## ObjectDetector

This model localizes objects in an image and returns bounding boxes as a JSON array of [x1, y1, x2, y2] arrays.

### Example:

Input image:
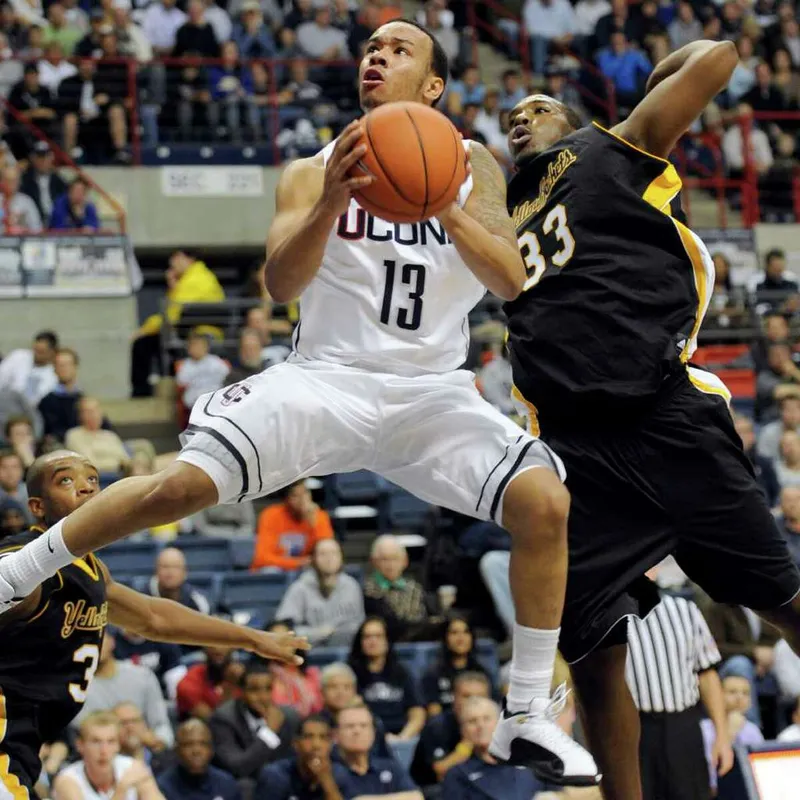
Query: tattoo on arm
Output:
[[464, 143, 518, 246]]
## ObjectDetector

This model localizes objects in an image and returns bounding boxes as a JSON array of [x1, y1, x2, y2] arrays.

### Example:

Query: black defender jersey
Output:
[[504, 122, 715, 425], [0, 528, 107, 742]]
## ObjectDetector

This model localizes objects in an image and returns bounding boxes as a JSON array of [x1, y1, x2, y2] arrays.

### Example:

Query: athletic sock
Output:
[[506, 622, 560, 714], [0, 519, 76, 598]]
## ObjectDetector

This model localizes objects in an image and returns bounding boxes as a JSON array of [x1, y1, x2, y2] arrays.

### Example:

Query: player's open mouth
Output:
[[362, 68, 384, 89], [511, 125, 531, 147]]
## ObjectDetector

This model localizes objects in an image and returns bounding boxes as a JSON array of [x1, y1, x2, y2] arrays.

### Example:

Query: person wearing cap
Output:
[[232, 0, 276, 59], [7, 64, 57, 159], [20, 138, 68, 223]]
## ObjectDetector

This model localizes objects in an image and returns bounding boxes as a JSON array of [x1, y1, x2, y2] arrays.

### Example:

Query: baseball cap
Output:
[[32, 141, 51, 156]]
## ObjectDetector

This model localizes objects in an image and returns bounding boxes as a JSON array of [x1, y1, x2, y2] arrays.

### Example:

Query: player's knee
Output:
[[141, 463, 217, 517], [502, 468, 570, 544]]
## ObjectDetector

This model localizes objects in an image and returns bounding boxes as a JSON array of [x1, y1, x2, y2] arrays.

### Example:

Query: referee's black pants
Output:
[[639, 705, 711, 800]]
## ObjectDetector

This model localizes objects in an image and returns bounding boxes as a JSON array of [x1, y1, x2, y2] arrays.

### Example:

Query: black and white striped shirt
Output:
[[626, 594, 721, 714]]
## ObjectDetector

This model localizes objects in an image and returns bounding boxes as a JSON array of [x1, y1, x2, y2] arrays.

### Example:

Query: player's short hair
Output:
[[453, 670, 492, 694], [34, 330, 58, 349], [335, 700, 373, 726], [386, 18, 449, 106], [766, 248, 786, 265], [79, 711, 120, 738], [242, 659, 271, 686], [55, 346, 79, 365], [297, 714, 332, 738]]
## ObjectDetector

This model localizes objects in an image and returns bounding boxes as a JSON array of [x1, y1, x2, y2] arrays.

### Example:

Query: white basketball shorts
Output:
[[177, 359, 565, 524]]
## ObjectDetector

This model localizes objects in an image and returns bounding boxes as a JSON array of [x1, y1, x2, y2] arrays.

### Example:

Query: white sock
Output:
[[506, 623, 560, 713], [0, 519, 76, 597]]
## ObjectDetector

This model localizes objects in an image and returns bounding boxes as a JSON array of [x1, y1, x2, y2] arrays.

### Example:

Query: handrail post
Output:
[[127, 57, 141, 166]]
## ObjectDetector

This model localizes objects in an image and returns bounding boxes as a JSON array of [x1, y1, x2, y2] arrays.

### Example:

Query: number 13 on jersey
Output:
[[520, 204, 575, 291]]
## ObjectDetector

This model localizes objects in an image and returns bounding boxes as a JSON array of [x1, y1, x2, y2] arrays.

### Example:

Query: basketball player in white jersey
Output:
[[0, 19, 598, 785], [52, 712, 163, 800]]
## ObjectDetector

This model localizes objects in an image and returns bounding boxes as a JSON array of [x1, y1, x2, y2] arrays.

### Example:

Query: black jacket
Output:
[[20, 167, 67, 223], [209, 699, 299, 780]]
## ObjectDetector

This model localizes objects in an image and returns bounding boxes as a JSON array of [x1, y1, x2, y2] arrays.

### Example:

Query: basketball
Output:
[[348, 102, 469, 224]]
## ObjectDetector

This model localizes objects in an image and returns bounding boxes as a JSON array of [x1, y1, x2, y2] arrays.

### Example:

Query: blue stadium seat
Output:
[[100, 541, 159, 576], [132, 576, 150, 593], [111, 574, 137, 589], [220, 573, 290, 615], [331, 471, 385, 505], [475, 638, 500, 687], [229, 538, 256, 570], [395, 642, 438, 676], [389, 737, 419, 771], [304, 646, 349, 669], [343, 564, 364, 584], [175, 538, 233, 573], [187, 571, 223, 612], [383, 486, 433, 533]]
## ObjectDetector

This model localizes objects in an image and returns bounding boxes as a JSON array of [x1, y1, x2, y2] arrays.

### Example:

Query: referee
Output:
[[626, 589, 734, 800]]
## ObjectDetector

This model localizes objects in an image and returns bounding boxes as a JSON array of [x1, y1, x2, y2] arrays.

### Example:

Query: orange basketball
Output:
[[348, 102, 468, 224]]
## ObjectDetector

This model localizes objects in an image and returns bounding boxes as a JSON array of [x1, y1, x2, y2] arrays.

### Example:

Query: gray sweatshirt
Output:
[[275, 570, 365, 647]]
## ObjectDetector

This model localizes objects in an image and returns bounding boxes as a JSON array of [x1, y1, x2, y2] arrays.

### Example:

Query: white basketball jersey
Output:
[[60, 755, 138, 800], [290, 139, 486, 376]]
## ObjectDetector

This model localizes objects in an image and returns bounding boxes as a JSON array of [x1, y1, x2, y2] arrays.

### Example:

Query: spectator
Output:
[[115, 702, 172, 773], [44, 2, 82, 55], [734, 414, 780, 506], [772, 48, 800, 108], [778, 697, 800, 741], [744, 60, 787, 114], [0, 5, 28, 51], [335, 703, 423, 799], [244, 303, 293, 348], [410, 671, 491, 788], [49, 176, 98, 230], [668, 1, 702, 50], [701, 676, 763, 791], [95, 29, 132, 164], [296, 3, 349, 60], [0, 496, 27, 539], [174, 0, 220, 57], [280, 0, 315, 45], [364, 535, 434, 642], [163, 59, 213, 141], [275, 538, 365, 646], [348, 616, 426, 740], [176, 331, 229, 411], [53, 711, 164, 800], [441, 697, 545, 800], [252, 479, 334, 572], [147, 547, 212, 614], [758, 395, 800, 462], [521, 0, 579, 76], [65, 396, 130, 475], [320, 662, 391, 758], [722, 103, 774, 180], [719, 0, 745, 40], [330, 0, 354, 34], [777, 487, 800, 566], [574, 0, 610, 37], [158, 719, 241, 800], [113, 627, 182, 691], [231, 0, 276, 59], [228, 0, 284, 31], [142, 0, 186, 56], [226, 328, 265, 384], [348, 1, 380, 58], [776, 430, 800, 488], [772, 13, 800, 68], [62, 0, 88, 32], [74, 9, 108, 57], [0, 383, 41, 445], [264, 619, 324, 716], [423, 2, 458, 66], [207, 40, 253, 142], [756, 342, 800, 423], [189, 498, 257, 538], [4, 415, 36, 469], [59, 57, 111, 161], [0, 330, 58, 406], [256, 715, 348, 800], [271, 58, 332, 138], [177, 646, 244, 720], [1, 163, 43, 232], [594, 0, 641, 52], [446, 63, 485, 116], [0, 450, 31, 522], [113, 1, 154, 62], [498, 68, 525, 111], [203, 0, 232, 47], [421, 614, 492, 717], [543, 65, 587, 126], [754, 248, 800, 313], [20, 140, 67, 223], [596, 31, 651, 108], [73, 629, 175, 749], [131, 249, 225, 398], [0, 31, 22, 98], [210, 660, 299, 781], [708, 252, 747, 327], [727, 35, 758, 103], [38, 40, 77, 93], [7, 64, 58, 160], [456, 103, 487, 144], [752, 312, 791, 371]]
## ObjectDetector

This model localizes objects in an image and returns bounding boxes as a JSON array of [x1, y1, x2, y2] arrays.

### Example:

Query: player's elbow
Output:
[[263, 261, 297, 304], [494, 273, 523, 302]]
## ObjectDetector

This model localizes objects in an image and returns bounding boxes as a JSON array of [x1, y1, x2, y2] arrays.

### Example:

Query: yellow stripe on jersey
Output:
[[24, 569, 64, 626], [687, 367, 732, 406], [71, 556, 100, 582], [642, 164, 682, 214], [591, 122, 671, 165], [0, 756, 30, 800], [0, 688, 7, 743], [511, 385, 541, 437], [673, 221, 710, 363]]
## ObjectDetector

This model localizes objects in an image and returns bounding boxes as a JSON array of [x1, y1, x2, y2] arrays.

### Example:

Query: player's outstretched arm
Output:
[[437, 142, 525, 301], [102, 565, 309, 665], [616, 39, 738, 159], [265, 119, 374, 302]]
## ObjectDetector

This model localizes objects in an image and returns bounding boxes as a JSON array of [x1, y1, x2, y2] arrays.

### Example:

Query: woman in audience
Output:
[[348, 616, 426, 741], [264, 619, 324, 717], [421, 614, 493, 718]]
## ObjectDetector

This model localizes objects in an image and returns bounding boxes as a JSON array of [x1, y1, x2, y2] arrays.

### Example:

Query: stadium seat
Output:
[[229, 538, 256, 570], [186, 571, 223, 612], [692, 344, 750, 368], [343, 564, 364, 584], [715, 368, 756, 398], [330, 471, 385, 505], [100, 541, 160, 576], [220, 573, 291, 615], [395, 642, 438, 675], [389, 738, 418, 771], [175, 537, 233, 573], [382, 486, 433, 533], [304, 646, 349, 669], [474, 638, 501, 687]]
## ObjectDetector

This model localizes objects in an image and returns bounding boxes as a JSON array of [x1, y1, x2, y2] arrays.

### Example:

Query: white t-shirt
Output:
[[58, 755, 138, 800]]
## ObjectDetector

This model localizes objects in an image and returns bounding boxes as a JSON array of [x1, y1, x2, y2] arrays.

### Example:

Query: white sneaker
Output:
[[489, 684, 601, 786]]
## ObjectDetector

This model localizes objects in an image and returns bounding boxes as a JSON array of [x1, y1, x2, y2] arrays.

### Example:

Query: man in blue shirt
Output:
[[442, 697, 546, 800], [334, 703, 422, 800], [257, 715, 349, 800], [596, 31, 652, 107], [157, 719, 241, 800]]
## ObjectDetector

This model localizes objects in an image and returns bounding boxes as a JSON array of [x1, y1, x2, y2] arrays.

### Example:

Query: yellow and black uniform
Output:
[[0, 528, 107, 797], [505, 122, 800, 664]]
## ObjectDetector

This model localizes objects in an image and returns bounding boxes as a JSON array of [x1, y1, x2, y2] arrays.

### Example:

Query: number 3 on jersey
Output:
[[68, 643, 99, 703], [520, 204, 575, 291]]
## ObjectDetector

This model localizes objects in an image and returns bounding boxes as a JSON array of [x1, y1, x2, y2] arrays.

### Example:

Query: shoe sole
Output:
[[489, 741, 602, 787]]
